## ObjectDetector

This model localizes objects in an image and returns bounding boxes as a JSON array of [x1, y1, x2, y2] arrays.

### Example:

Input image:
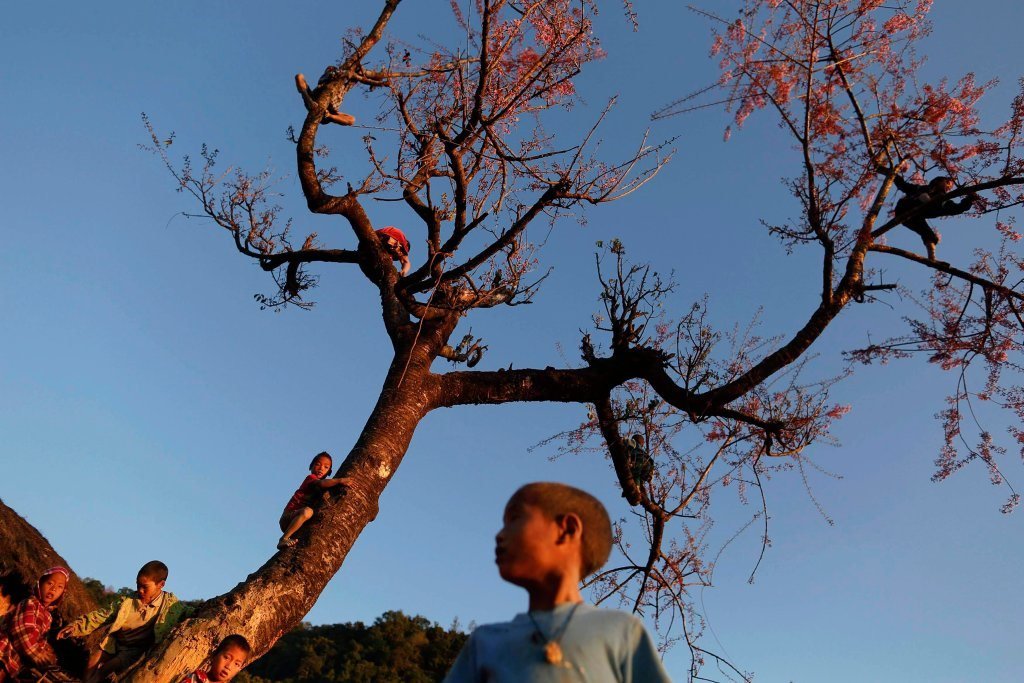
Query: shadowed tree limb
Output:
[[868, 244, 1024, 303], [871, 177, 1024, 239]]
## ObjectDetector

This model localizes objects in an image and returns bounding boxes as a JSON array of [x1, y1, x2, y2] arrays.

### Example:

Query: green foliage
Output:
[[80, 576, 131, 610], [80, 578, 203, 612], [236, 611, 467, 683]]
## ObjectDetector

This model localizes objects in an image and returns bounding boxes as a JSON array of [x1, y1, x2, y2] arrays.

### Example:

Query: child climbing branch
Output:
[[877, 162, 980, 261], [277, 452, 353, 550]]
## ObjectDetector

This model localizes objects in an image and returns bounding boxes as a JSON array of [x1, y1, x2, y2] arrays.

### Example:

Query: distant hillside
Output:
[[235, 610, 466, 683]]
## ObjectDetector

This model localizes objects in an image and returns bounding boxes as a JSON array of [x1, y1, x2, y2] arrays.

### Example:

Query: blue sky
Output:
[[2, 2, 1023, 681]]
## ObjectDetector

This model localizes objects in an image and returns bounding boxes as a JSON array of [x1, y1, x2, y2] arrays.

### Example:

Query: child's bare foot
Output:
[[277, 537, 297, 550], [295, 73, 309, 93]]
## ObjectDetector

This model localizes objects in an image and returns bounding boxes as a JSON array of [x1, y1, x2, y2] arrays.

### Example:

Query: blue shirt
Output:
[[443, 603, 673, 682]]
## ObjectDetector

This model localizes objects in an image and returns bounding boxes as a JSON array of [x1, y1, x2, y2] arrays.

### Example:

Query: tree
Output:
[[4, 1, 1023, 681]]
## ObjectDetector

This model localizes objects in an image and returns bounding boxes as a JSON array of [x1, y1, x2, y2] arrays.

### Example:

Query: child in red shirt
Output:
[[277, 451, 353, 550]]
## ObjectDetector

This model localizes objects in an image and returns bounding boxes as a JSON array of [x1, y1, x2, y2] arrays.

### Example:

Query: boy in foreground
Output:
[[179, 634, 251, 683], [444, 482, 672, 682], [59, 560, 190, 682]]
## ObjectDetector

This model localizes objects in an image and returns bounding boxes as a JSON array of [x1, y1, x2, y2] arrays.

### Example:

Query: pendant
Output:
[[545, 640, 563, 665]]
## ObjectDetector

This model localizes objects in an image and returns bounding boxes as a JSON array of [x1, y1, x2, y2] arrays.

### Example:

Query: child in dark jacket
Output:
[[891, 173, 978, 260]]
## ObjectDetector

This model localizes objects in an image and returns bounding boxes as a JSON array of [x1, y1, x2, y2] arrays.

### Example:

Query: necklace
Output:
[[527, 602, 580, 666]]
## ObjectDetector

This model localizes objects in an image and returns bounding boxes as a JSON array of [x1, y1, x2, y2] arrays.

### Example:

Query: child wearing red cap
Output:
[[376, 226, 411, 275]]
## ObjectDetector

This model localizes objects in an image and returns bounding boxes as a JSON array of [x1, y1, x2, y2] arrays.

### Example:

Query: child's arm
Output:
[[311, 476, 354, 490], [8, 600, 58, 666], [945, 192, 978, 215], [892, 174, 925, 194], [58, 596, 123, 639]]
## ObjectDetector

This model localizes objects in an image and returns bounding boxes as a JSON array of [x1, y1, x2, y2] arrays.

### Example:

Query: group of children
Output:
[[18, 168, 982, 679], [0, 373, 676, 682], [1, 474, 671, 682], [0, 561, 250, 683], [2, 169, 985, 681]]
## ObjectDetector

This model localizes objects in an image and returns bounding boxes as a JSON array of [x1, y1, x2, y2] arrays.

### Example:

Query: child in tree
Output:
[[626, 434, 654, 488], [376, 226, 412, 275], [888, 170, 978, 261], [179, 634, 251, 683], [277, 452, 354, 550], [58, 560, 190, 683], [443, 482, 672, 682], [0, 567, 68, 682]]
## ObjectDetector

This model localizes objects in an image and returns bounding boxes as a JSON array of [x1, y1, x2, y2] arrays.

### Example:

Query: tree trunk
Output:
[[125, 348, 440, 682]]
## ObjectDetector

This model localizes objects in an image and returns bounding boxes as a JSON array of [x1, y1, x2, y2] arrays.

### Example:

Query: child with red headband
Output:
[[0, 567, 68, 682]]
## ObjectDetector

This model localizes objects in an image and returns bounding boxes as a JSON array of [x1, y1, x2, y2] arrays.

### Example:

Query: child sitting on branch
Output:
[[626, 434, 654, 489], [880, 163, 979, 261], [277, 452, 354, 550], [376, 226, 412, 276]]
